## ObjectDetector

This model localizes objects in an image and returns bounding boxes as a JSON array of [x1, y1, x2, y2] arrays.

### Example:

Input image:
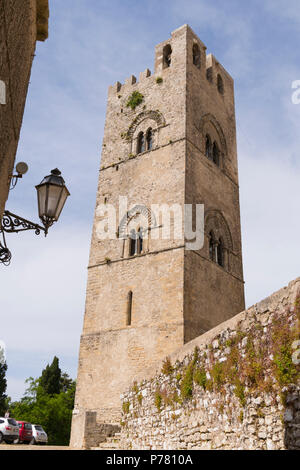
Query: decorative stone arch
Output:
[[205, 209, 233, 250], [118, 204, 157, 257], [205, 209, 233, 270], [199, 113, 227, 159], [126, 110, 166, 153]]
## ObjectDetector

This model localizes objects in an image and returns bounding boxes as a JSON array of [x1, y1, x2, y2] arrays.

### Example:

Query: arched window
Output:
[[163, 44, 172, 68], [205, 210, 232, 272], [127, 291, 133, 326], [129, 229, 137, 256], [217, 238, 224, 267], [193, 44, 201, 68], [217, 74, 224, 95], [137, 132, 145, 154], [205, 135, 212, 160], [212, 142, 220, 166], [146, 128, 153, 151], [209, 232, 215, 262], [129, 228, 143, 256]]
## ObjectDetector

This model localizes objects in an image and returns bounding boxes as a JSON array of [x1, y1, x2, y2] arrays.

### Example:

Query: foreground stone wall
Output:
[[0, 0, 49, 218], [119, 278, 300, 450]]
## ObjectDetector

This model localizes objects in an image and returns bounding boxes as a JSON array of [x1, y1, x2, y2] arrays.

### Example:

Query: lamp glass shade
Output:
[[36, 183, 47, 217], [36, 169, 70, 226], [53, 186, 69, 220]]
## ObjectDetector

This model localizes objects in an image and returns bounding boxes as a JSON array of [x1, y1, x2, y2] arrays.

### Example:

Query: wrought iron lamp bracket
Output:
[[1, 210, 47, 236], [0, 210, 51, 266]]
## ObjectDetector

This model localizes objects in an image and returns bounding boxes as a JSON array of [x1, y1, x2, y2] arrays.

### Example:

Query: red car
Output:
[[15, 421, 33, 444]]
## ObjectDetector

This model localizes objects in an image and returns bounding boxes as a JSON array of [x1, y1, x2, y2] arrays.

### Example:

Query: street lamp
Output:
[[0, 168, 70, 265], [36, 169, 70, 235]]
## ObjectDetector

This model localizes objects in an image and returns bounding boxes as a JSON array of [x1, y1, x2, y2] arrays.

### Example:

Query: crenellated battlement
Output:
[[108, 24, 233, 98], [108, 69, 153, 97]]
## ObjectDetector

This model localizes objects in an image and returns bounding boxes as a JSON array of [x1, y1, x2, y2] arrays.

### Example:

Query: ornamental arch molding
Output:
[[126, 110, 166, 141], [199, 113, 228, 157], [118, 204, 157, 240], [205, 209, 233, 252]]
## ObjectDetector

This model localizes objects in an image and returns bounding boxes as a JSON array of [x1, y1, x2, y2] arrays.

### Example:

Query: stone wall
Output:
[[119, 278, 300, 450], [0, 0, 49, 219]]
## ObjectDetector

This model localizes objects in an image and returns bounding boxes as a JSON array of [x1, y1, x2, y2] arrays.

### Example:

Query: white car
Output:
[[31, 424, 48, 445], [0, 417, 19, 444]]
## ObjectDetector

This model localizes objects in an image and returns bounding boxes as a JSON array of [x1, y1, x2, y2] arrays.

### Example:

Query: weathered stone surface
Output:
[[117, 278, 300, 450], [0, 0, 49, 218], [71, 24, 246, 449]]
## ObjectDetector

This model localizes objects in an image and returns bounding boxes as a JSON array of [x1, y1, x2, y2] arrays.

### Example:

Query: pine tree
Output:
[[60, 372, 74, 393], [40, 356, 61, 395]]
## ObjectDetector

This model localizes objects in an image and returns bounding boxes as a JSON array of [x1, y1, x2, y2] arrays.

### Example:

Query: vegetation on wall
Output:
[[122, 300, 300, 422], [126, 91, 144, 110]]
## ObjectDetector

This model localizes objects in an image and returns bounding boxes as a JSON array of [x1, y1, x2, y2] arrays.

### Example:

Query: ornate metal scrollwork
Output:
[[0, 210, 46, 265], [0, 233, 12, 266], [1, 210, 45, 235]]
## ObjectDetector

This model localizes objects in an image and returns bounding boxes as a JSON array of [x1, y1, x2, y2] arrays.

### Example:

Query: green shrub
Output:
[[180, 363, 194, 400], [155, 391, 162, 412], [137, 394, 143, 405], [234, 379, 246, 407], [132, 381, 139, 394], [126, 91, 144, 110], [122, 401, 130, 414], [210, 362, 225, 389], [161, 357, 173, 376], [194, 367, 207, 390]]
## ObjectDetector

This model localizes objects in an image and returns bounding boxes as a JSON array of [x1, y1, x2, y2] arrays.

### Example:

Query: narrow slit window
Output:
[[127, 291, 133, 326], [209, 232, 215, 261], [146, 129, 153, 151], [129, 229, 137, 256], [205, 135, 212, 160], [217, 74, 224, 95], [137, 132, 145, 154], [213, 142, 220, 166], [217, 239, 224, 267], [192, 44, 201, 68]]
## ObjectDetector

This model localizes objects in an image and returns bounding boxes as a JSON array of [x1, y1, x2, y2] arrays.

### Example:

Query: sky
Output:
[[1, 0, 300, 401]]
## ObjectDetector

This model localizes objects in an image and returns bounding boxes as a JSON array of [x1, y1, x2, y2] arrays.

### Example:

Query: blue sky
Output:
[[1, 0, 300, 400]]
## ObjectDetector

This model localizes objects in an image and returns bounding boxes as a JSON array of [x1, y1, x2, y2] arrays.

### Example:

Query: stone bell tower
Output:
[[71, 25, 245, 448]]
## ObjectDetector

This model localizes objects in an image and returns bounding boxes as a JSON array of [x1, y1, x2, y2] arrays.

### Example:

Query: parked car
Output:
[[15, 421, 33, 444], [0, 417, 19, 444], [31, 424, 48, 445]]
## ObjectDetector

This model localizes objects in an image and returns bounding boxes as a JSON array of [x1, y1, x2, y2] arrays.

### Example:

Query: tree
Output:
[[40, 356, 61, 395], [9, 358, 76, 445], [60, 372, 74, 393], [0, 361, 8, 416]]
